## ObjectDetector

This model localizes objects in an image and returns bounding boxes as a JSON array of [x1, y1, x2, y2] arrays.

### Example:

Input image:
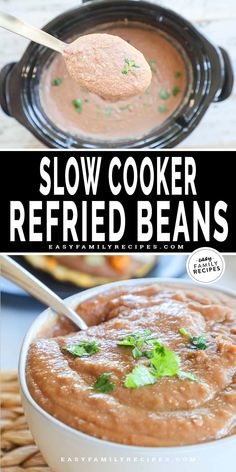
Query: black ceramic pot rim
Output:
[[0, 0, 234, 148]]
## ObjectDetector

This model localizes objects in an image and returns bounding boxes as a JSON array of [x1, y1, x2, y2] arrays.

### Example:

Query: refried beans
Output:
[[40, 23, 189, 142], [63, 33, 152, 100], [26, 283, 236, 447]]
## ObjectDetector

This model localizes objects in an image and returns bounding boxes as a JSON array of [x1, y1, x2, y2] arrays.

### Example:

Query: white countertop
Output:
[[0, 0, 235, 149]]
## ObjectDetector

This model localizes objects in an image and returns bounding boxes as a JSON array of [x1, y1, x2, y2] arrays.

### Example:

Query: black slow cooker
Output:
[[0, 0, 233, 148]]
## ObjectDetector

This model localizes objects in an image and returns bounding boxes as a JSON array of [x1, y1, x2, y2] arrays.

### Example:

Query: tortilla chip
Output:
[[24, 255, 157, 288]]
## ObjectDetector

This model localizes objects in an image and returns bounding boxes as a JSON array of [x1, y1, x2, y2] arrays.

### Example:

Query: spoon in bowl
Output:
[[0, 11, 152, 100], [0, 255, 88, 331]]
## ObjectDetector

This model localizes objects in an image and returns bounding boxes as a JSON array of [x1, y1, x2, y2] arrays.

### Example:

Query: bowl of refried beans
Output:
[[19, 278, 236, 472]]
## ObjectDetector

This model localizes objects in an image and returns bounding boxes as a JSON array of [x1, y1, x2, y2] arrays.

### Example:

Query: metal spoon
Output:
[[0, 11, 65, 53], [0, 11, 152, 101], [0, 255, 88, 331]]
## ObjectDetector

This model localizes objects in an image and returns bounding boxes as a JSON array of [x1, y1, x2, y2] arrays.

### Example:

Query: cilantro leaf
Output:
[[191, 336, 208, 350], [149, 58, 157, 73], [52, 77, 63, 86], [158, 105, 168, 113], [179, 328, 208, 350], [124, 336, 200, 388], [142, 350, 154, 359], [175, 71, 182, 78], [159, 89, 170, 100], [132, 347, 143, 359], [122, 58, 140, 74], [172, 85, 181, 96], [117, 329, 152, 348], [150, 344, 181, 378], [117, 329, 153, 358], [150, 341, 199, 382], [65, 341, 100, 357], [178, 370, 199, 382], [125, 365, 156, 389], [93, 373, 116, 393], [146, 339, 164, 350], [179, 327, 189, 337], [105, 107, 113, 117], [72, 98, 84, 113]]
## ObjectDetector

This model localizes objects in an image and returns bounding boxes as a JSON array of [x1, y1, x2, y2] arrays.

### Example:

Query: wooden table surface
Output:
[[0, 0, 235, 149]]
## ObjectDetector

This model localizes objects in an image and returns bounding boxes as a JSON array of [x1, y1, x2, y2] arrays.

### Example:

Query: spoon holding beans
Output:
[[0, 11, 152, 100]]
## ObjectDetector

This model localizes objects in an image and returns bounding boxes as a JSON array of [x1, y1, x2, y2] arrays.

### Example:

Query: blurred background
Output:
[[1, 254, 235, 370], [0, 0, 235, 148]]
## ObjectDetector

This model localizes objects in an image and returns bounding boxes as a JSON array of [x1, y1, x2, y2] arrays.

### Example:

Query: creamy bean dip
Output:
[[63, 33, 151, 100], [40, 23, 189, 142], [26, 283, 236, 447]]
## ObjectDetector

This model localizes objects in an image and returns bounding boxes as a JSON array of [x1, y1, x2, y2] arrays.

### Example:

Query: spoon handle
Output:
[[0, 255, 87, 331], [0, 11, 65, 53]]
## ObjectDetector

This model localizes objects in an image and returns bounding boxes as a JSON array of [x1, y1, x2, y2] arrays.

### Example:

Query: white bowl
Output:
[[19, 278, 236, 472]]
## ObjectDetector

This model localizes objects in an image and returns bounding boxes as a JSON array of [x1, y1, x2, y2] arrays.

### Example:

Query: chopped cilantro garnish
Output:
[[132, 347, 143, 359], [179, 328, 208, 350], [145, 87, 151, 95], [175, 71, 182, 78], [179, 327, 189, 337], [105, 107, 113, 117], [72, 98, 84, 113], [118, 330, 152, 352], [158, 105, 168, 113], [191, 336, 208, 350], [123, 332, 199, 388], [93, 373, 116, 393], [118, 329, 158, 359], [52, 77, 63, 86], [117, 329, 152, 347], [178, 370, 199, 382], [142, 350, 154, 359], [149, 58, 157, 73], [65, 341, 100, 357], [122, 58, 140, 74], [125, 365, 156, 389], [172, 85, 181, 96], [159, 89, 170, 100], [150, 343, 181, 378]]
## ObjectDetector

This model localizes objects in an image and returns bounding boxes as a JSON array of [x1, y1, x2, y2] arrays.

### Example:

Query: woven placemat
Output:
[[0, 370, 50, 472]]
